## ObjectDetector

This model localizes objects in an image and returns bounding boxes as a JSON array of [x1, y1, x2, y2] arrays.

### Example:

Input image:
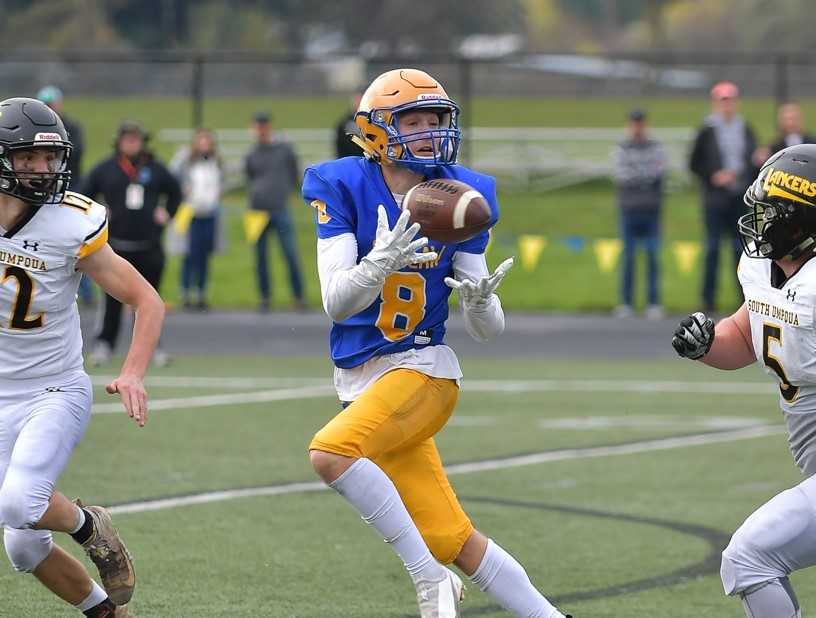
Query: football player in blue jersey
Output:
[[302, 69, 570, 618]]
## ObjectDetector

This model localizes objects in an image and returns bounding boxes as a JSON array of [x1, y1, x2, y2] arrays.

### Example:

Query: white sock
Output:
[[330, 458, 447, 583], [470, 539, 565, 618], [74, 581, 109, 611], [68, 504, 85, 534]]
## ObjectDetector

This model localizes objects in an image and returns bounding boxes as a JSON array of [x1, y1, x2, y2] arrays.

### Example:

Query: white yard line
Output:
[[108, 424, 783, 515], [90, 375, 326, 389], [92, 385, 335, 414], [91, 375, 776, 395]]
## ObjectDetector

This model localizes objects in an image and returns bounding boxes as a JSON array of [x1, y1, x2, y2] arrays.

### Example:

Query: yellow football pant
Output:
[[309, 368, 473, 564]]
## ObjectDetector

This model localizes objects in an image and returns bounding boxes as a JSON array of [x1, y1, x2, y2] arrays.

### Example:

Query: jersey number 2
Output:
[[376, 272, 426, 342], [763, 323, 798, 402], [3, 266, 43, 329]]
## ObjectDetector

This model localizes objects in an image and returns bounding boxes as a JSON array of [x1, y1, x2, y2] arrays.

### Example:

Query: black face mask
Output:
[[739, 200, 815, 260], [0, 146, 72, 205]]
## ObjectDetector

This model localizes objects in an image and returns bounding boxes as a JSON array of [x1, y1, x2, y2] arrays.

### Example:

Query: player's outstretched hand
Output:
[[362, 206, 438, 276], [106, 374, 148, 427], [444, 257, 514, 310], [672, 311, 715, 360]]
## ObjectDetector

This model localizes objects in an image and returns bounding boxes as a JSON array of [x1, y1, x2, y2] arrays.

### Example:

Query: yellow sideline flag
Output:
[[172, 203, 195, 235], [243, 210, 270, 244], [593, 238, 623, 272], [518, 235, 547, 271], [672, 241, 701, 274]]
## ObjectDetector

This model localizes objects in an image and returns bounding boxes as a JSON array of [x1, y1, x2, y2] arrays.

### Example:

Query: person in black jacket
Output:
[[689, 81, 762, 312], [768, 102, 816, 156], [36, 85, 97, 306], [82, 121, 181, 366], [35, 86, 84, 190]]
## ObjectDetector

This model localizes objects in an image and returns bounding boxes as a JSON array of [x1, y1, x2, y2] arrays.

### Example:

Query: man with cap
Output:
[[81, 121, 181, 366], [36, 87, 84, 190], [244, 112, 306, 312], [37, 86, 95, 305], [611, 108, 667, 319], [689, 81, 762, 312]]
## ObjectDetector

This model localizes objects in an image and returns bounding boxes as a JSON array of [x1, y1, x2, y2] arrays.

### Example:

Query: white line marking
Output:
[[92, 385, 335, 414], [444, 424, 782, 475], [91, 375, 775, 396], [462, 379, 775, 395], [538, 415, 767, 431], [90, 376, 326, 389], [108, 424, 783, 515]]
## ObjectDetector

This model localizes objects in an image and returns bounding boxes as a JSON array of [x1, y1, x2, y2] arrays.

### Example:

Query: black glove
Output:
[[672, 311, 715, 360]]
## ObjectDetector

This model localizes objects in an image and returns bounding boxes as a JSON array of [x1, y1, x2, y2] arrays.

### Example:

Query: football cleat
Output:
[[75, 499, 136, 605], [415, 567, 464, 618]]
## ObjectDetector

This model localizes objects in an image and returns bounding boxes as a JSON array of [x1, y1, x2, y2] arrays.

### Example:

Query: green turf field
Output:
[[0, 355, 810, 616]]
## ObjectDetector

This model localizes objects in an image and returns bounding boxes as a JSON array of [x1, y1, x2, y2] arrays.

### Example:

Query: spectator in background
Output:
[[82, 121, 182, 366], [689, 81, 762, 312], [170, 128, 224, 311], [611, 109, 667, 320], [244, 112, 306, 312], [334, 92, 364, 159], [37, 85, 96, 306], [768, 101, 816, 156]]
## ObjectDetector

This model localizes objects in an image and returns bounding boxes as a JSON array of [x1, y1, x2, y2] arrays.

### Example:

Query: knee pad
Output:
[[740, 577, 800, 618], [721, 540, 743, 595], [721, 534, 791, 597], [3, 528, 53, 572], [0, 483, 39, 530], [420, 522, 472, 565]]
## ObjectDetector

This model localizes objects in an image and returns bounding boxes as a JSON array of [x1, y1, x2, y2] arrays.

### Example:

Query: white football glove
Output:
[[360, 206, 437, 279], [444, 257, 514, 310], [672, 311, 715, 360]]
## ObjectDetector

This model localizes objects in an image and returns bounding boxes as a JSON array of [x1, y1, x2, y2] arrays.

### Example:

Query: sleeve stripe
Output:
[[78, 226, 108, 259], [83, 215, 107, 242]]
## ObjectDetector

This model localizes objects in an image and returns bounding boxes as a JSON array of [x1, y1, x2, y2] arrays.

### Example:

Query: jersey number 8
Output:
[[376, 272, 426, 342]]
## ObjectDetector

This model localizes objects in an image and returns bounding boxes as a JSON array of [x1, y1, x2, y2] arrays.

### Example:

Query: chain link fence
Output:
[[2, 50, 809, 189]]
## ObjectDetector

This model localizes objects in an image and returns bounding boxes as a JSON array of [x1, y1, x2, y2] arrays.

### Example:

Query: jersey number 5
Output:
[[376, 272, 426, 342], [763, 323, 798, 402], [2, 266, 43, 330]]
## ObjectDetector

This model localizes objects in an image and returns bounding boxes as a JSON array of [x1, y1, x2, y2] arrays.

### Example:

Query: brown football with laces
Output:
[[401, 179, 492, 244]]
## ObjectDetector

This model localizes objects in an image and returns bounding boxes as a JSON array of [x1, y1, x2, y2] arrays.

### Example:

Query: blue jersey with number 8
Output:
[[302, 157, 499, 369]]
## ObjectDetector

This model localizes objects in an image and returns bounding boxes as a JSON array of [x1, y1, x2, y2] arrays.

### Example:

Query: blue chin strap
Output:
[[377, 99, 461, 173]]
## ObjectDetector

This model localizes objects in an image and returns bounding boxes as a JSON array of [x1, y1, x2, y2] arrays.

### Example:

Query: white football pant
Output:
[[0, 371, 92, 571], [721, 474, 816, 597]]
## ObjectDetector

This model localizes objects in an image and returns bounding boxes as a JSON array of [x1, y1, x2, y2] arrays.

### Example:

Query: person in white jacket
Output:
[[170, 128, 223, 311]]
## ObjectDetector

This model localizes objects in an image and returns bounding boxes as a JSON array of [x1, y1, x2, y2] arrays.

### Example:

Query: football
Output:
[[401, 179, 492, 244]]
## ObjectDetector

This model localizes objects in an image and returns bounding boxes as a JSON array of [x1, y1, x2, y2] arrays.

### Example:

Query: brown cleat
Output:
[[75, 499, 136, 605]]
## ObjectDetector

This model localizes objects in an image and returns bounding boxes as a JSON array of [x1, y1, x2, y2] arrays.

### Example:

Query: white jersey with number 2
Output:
[[0, 191, 107, 382]]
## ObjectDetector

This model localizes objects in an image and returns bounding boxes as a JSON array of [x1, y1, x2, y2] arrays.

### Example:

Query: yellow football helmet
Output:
[[352, 68, 460, 172]]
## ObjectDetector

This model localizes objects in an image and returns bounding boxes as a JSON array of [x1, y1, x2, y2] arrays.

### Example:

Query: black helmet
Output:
[[0, 97, 72, 205], [739, 143, 816, 260]]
